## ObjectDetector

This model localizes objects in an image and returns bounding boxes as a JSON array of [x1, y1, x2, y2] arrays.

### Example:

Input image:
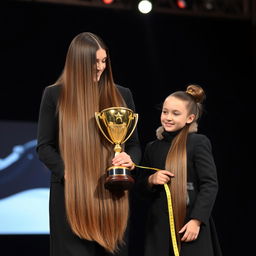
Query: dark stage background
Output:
[[0, 1, 255, 255]]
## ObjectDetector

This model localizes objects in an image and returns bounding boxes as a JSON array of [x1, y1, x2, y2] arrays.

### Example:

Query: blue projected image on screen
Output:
[[0, 121, 50, 234]]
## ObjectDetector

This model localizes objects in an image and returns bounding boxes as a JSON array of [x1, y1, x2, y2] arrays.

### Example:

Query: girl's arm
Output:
[[189, 135, 218, 225]]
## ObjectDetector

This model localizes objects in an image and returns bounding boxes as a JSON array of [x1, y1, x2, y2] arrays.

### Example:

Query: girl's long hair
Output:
[[56, 32, 128, 253], [164, 84, 205, 249]]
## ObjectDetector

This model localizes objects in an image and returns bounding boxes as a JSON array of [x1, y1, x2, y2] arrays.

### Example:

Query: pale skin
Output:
[[96, 48, 107, 82], [148, 95, 201, 242], [112, 152, 135, 170]]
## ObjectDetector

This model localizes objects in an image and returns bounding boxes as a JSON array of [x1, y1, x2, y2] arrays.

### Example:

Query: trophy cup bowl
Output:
[[95, 107, 138, 191]]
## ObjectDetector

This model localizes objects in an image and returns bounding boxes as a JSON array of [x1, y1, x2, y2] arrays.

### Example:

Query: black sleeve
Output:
[[36, 86, 64, 182], [121, 87, 142, 165], [189, 135, 218, 224]]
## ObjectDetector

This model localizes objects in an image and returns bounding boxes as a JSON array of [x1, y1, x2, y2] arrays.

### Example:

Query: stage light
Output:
[[138, 0, 152, 14], [203, 0, 214, 11], [102, 0, 114, 4], [176, 0, 187, 9]]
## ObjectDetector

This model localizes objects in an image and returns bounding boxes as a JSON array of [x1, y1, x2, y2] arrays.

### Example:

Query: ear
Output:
[[186, 114, 195, 124]]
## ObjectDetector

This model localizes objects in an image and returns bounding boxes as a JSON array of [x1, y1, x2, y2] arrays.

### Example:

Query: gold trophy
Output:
[[95, 107, 138, 191]]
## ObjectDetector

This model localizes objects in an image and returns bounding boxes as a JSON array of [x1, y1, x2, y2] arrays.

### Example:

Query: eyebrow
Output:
[[162, 108, 181, 112], [96, 56, 107, 61]]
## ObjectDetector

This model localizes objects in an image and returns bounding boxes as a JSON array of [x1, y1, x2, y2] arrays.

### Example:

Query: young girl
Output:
[[138, 84, 222, 256]]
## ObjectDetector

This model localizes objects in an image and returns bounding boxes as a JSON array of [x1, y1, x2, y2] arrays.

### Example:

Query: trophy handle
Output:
[[122, 113, 139, 144], [95, 112, 114, 145]]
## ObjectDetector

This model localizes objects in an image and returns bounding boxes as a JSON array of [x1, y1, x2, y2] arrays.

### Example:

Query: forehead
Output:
[[163, 96, 187, 110], [96, 48, 107, 59]]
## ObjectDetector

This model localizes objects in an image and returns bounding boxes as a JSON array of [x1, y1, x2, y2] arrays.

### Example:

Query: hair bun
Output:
[[186, 84, 205, 103]]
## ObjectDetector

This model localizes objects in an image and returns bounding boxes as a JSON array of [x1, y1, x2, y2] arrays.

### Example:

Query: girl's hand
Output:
[[112, 152, 135, 170], [179, 219, 201, 242], [148, 170, 174, 185]]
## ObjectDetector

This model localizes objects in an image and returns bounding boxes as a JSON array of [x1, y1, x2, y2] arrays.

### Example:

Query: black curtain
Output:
[[0, 2, 254, 255]]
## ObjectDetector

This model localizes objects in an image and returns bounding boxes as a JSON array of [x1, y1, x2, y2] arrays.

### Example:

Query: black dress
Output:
[[36, 84, 141, 256], [136, 131, 222, 256]]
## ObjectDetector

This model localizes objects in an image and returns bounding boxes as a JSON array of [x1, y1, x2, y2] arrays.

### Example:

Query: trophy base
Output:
[[105, 166, 134, 191]]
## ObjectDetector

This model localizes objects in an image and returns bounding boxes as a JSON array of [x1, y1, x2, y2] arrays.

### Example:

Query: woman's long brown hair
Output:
[[56, 32, 128, 253], [164, 84, 205, 250]]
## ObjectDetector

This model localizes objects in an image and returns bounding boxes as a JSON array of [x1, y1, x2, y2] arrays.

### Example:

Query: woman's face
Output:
[[96, 48, 107, 81], [161, 96, 195, 132]]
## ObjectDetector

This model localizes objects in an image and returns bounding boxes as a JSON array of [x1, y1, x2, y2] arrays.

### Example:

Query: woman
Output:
[[37, 32, 141, 256]]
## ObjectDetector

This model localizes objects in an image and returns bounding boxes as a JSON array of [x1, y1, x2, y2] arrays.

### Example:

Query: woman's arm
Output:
[[115, 86, 142, 165], [36, 86, 64, 182]]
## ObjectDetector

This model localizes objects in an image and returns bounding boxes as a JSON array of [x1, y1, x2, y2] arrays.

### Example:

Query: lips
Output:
[[97, 72, 102, 81], [164, 122, 174, 127], [96, 73, 100, 81]]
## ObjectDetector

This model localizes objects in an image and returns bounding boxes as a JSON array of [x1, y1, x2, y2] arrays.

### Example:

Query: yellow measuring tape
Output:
[[134, 164, 180, 256]]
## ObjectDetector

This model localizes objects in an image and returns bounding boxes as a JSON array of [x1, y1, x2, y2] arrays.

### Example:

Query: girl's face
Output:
[[96, 48, 107, 81], [161, 96, 195, 132]]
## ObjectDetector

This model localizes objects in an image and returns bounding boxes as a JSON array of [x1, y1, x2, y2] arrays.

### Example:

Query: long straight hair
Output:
[[164, 85, 205, 250], [57, 32, 128, 253]]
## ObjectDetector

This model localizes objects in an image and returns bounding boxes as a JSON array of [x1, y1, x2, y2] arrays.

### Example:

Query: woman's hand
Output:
[[179, 219, 201, 242], [148, 170, 174, 185], [112, 152, 135, 170]]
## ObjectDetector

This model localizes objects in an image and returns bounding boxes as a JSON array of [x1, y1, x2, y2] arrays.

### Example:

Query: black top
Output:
[[37, 84, 141, 183], [36, 84, 141, 256], [135, 130, 222, 256]]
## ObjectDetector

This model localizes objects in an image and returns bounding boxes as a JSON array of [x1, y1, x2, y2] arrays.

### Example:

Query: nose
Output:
[[166, 113, 173, 121], [97, 62, 104, 71]]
